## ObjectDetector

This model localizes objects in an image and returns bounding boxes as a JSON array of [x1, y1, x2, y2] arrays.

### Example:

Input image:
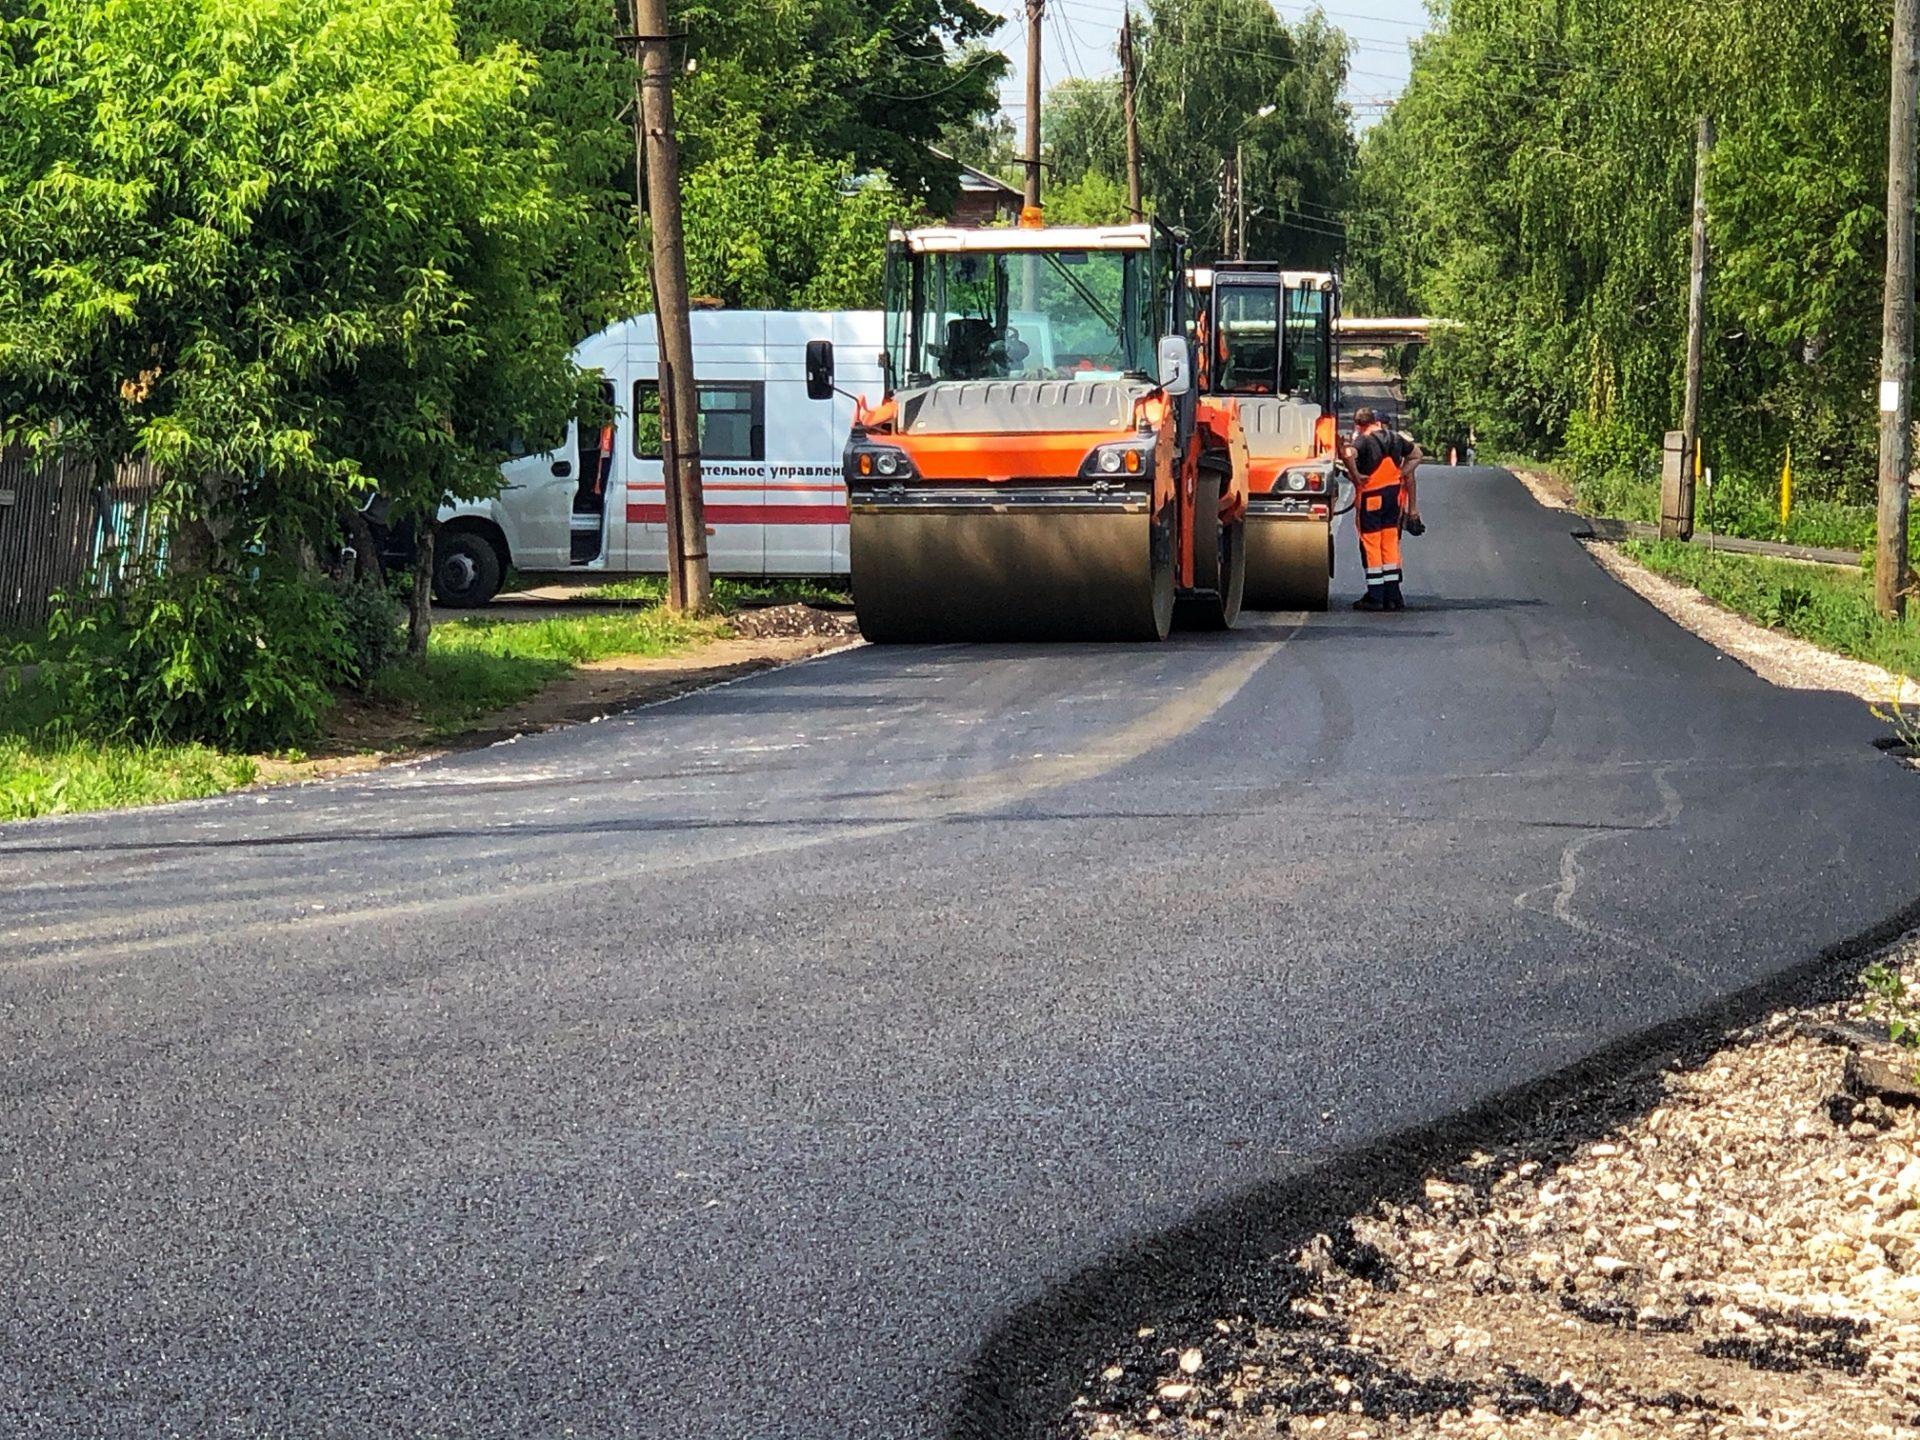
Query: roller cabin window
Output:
[[1285, 288, 1329, 407], [1213, 283, 1282, 396], [632, 381, 766, 461], [888, 247, 1158, 387]]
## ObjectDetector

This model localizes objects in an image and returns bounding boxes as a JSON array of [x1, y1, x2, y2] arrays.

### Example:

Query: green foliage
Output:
[[1031, 0, 1353, 264], [1353, 0, 1891, 512], [2, 590, 727, 817], [42, 565, 355, 750], [336, 578, 407, 690], [371, 606, 727, 735], [1622, 540, 1920, 678], [587, 575, 852, 609], [0, 731, 258, 823], [680, 144, 924, 309], [1045, 172, 1133, 228], [0, 0, 585, 529], [675, 0, 1006, 210], [0, 0, 595, 748], [1862, 964, 1920, 1071]]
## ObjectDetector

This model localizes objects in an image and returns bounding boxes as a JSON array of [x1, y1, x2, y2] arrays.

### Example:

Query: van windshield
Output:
[[888, 248, 1154, 387]]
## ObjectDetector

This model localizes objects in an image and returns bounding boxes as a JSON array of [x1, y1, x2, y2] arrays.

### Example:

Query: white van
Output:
[[433, 309, 885, 605]]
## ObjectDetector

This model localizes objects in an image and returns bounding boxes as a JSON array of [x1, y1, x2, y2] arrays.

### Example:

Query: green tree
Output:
[[1350, 0, 1891, 505], [679, 143, 925, 308], [1035, 0, 1355, 265], [0, 0, 584, 738]]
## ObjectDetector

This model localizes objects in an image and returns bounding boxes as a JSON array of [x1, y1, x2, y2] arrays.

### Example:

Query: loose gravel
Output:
[[1067, 947, 1920, 1439]]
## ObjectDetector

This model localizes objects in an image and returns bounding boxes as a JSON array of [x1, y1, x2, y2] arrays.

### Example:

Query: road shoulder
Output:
[[1509, 466, 1920, 709]]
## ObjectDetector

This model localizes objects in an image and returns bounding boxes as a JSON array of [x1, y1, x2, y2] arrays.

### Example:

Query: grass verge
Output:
[[1, 605, 730, 822], [370, 607, 727, 738], [582, 574, 851, 609], [1526, 455, 1916, 556], [1622, 538, 1920, 677]]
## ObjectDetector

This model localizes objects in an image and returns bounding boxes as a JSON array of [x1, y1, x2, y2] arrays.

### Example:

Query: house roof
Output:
[[928, 146, 1023, 198]]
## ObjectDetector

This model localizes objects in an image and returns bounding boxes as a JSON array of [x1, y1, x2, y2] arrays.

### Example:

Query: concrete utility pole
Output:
[[1878, 0, 1918, 618], [1024, 0, 1044, 212], [1669, 114, 1713, 542], [631, 0, 710, 613], [1120, 8, 1143, 223]]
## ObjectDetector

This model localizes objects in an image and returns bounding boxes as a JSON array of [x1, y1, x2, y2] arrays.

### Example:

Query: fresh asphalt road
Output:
[[6, 469, 1920, 1439]]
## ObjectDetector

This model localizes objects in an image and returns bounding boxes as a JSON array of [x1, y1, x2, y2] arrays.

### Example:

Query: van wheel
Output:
[[433, 531, 503, 607]]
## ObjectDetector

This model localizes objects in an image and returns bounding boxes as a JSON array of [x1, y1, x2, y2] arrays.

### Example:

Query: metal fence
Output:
[[0, 447, 162, 633]]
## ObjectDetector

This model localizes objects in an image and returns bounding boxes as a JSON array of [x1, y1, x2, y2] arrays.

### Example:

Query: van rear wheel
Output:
[[433, 531, 503, 607]]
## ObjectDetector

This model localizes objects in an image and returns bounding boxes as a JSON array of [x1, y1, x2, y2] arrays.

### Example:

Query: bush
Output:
[[43, 564, 354, 751], [335, 576, 406, 690]]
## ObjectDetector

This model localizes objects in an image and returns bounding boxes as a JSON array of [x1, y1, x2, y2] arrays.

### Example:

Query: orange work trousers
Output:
[[1355, 456, 1405, 591]]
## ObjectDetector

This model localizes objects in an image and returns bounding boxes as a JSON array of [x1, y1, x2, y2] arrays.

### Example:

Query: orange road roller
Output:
[[1194, 262, 1342, 610], [805, 222, 1247, 642]]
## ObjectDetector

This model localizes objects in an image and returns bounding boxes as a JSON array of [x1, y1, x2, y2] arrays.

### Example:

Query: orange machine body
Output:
[[852, 368, 1245, 597]]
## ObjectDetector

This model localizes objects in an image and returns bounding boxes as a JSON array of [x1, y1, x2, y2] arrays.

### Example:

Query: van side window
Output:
[[632, 381, 766, 461]]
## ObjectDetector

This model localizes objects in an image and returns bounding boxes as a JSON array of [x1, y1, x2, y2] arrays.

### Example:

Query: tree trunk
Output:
[[338, 506, 383, 587], [408, 522, 434, 658]]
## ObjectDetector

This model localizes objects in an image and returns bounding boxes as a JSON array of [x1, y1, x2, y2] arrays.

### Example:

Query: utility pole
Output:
[[1023, 0, 1044, 214], [1668, 114, 1713, 542], [630, 0, 709, 612], [1879, 0, 1918, 618], [1218, 154, 1235, 261], [1119, 8, 1143, 223], [1234, 142, 1247, 260]]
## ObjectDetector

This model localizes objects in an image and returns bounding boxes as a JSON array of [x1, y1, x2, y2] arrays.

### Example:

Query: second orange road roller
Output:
[[1194, 262, 1343, 610], [804, 221, 1247, 642]]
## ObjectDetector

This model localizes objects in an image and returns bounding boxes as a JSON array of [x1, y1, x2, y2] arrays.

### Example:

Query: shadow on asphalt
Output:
[[943, 898, 1920, 1440]]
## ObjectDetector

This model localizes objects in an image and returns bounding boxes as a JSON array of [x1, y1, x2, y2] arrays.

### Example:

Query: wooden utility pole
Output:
[[631, 0, 710, 612], [1119, 9, 1143, 223], [1023, 0, 1044, 212], [1218, 155, 1234, 261], [1234, 142, 1247, 259], [1878, 0, 1918, 618], [1668, 114, 1713, 542]]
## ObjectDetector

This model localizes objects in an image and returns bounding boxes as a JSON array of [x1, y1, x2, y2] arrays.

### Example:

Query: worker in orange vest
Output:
[[1342, 407, 1422, 610]]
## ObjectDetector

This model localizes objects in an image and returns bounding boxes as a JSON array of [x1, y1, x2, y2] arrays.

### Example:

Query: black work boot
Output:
[[1385, 582, 1406, 610], [1352, 587, 1387, 611]]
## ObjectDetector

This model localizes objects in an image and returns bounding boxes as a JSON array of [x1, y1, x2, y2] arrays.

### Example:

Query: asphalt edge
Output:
[[945, 899, 1920, 1440]]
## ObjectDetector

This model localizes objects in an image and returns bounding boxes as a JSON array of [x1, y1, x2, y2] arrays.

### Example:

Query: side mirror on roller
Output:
[[805, 340, 836, 401], [1157, 335, 1190, 397]]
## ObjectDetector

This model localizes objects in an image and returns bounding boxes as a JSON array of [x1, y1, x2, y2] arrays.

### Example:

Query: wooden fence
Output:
[[0, 447, 162, 633]]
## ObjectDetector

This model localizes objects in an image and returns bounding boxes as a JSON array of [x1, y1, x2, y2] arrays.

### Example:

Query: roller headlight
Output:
[[848, 444, 916, 482], [1286, 471, 1308, 492], [1080, 442, 1150, 479]]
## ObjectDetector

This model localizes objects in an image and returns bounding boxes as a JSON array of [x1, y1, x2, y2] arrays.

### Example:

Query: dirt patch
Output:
[[1067, 949, 1920, 1440], [1511, 467, 1577, 512], [727, 602, 860, 640]]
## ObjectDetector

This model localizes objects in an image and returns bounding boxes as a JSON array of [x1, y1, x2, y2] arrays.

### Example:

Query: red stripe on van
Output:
[[626, 503, 849, 525]]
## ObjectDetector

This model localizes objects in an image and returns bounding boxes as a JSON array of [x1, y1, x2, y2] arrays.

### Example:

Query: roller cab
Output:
[[822, 223, 1245, 643], [1196, 263, 1341, 610]]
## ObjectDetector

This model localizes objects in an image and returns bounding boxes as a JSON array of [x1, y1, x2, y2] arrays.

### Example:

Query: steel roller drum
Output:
[[849, 491, 1173, 643], [1243, 516, 1331, 610]]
